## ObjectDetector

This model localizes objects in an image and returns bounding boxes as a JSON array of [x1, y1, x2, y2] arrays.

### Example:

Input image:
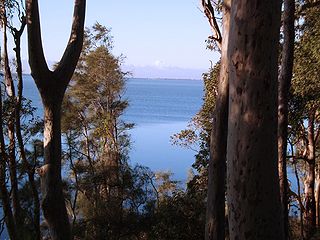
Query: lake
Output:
[[23, 75, 204, 182], [0, 75, 204, 239]]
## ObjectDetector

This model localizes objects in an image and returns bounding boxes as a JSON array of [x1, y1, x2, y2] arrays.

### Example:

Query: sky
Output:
[[13, 0, 220, 78]]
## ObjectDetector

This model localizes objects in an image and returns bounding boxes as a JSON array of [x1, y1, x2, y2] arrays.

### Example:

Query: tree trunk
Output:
[[277, 0, 295, 239], [26, 0, 86, 238], [40, 96, 71, 239], [2, 8, 22, 229], [226, 0, 283, 239], [294, 160, 304, 239], [304, 112, 316, 236], [0, 115, 18, 240], [12, 20, 41, 239], [315, 170, 320, 227], [205, 1, 230, 240], [0, 49, 18, 240]]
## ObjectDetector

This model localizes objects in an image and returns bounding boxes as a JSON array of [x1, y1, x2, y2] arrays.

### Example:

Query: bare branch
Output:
[[26, 0, 50, 81], [54, 0, 86, 87], [201, 0, 222, 50]]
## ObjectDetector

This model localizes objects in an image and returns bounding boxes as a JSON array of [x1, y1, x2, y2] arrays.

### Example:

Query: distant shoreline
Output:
[[21, 74, 202, 82], [129, 77, 202, 81]]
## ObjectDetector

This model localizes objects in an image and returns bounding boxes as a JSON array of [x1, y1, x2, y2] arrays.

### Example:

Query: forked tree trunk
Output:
[[277, 0, 295, 238], [205, 1, 230, 239], [226, 0, 283, 239], [26, 0, 86, 239]]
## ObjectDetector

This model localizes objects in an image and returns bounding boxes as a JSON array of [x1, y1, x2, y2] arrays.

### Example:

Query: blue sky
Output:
[[17, 0, 220, 78]]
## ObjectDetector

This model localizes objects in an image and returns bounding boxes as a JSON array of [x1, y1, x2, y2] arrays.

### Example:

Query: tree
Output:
[[289, 4, 320, 236], [26, 0, 86, 239], [277, 0, 295, 238], [1, 1, 21, 235], [61, 23, 139, 239], [202, 1, 231, 239], [226, 0, 283, 239], [0, 1, 41, 239], [170, 61, 219, 239]]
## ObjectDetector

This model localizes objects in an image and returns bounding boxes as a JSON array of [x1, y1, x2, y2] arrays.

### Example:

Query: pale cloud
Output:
[[154, 60, 166, 68]]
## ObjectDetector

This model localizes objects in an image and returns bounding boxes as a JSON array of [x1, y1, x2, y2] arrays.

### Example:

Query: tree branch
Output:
[[26, 0, 50, 82], [54, 0, 86, 87], [201, 0, 222, 50], [298, 0, 320, 14]]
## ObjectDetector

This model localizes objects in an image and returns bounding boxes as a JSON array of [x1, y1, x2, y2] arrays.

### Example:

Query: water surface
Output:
[[23, 76, 204, 180]]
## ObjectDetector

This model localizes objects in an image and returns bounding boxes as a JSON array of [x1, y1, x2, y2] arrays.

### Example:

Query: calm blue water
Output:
[[23, 75, 204, 181]]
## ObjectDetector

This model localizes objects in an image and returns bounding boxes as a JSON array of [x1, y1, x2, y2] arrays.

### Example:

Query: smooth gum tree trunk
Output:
[[277, 0, 295, 238], [205, 1, 230, 239], [226, 0, 284, 239], [304, 112, 316, 237], [41, 97, 71, 239]]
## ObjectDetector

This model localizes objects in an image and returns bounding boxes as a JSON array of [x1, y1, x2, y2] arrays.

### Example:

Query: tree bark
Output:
[[11, 18, 41, 239], [42, 99, 71, 240], [26, 0, 86, 239], [205, 1, 230, 240], [2, 2, 23, 238], [315, 169, 320, 227], [294, 159, 304, 239], [0, 98, 18, 240], [304, 111, 316, 237], [226, 0, 283, 239], [2, 7, 22, 229], [0, 49, 18, 240], [277, 0, 295, 239]]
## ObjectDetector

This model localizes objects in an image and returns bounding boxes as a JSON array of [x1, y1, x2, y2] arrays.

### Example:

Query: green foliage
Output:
[[292, 6, 320, 104], [287, 4, 320, 237], [290, 6, 320, 135], [62, 23, 163, 239], [149, 191, 206, 240], [162, 61, 220, 239], [172, 61, 220, 173]]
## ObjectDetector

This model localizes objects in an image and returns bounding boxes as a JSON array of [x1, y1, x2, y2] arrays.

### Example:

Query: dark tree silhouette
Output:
[[26, 0, 86, 239]]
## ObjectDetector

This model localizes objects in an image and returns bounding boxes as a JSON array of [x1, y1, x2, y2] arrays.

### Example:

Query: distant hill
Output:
[[22, 60, 206, 80], [124, 64, 206, 80]]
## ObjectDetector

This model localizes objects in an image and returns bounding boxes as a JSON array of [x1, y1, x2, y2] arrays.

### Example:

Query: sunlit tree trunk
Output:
[[315, 169, 320, 227], [226, 0, 283, 239], [304, 111, 316, 236], [205, 1, 230, 239], [26, 0, 86, 239], [277, 0, 295, 238]]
